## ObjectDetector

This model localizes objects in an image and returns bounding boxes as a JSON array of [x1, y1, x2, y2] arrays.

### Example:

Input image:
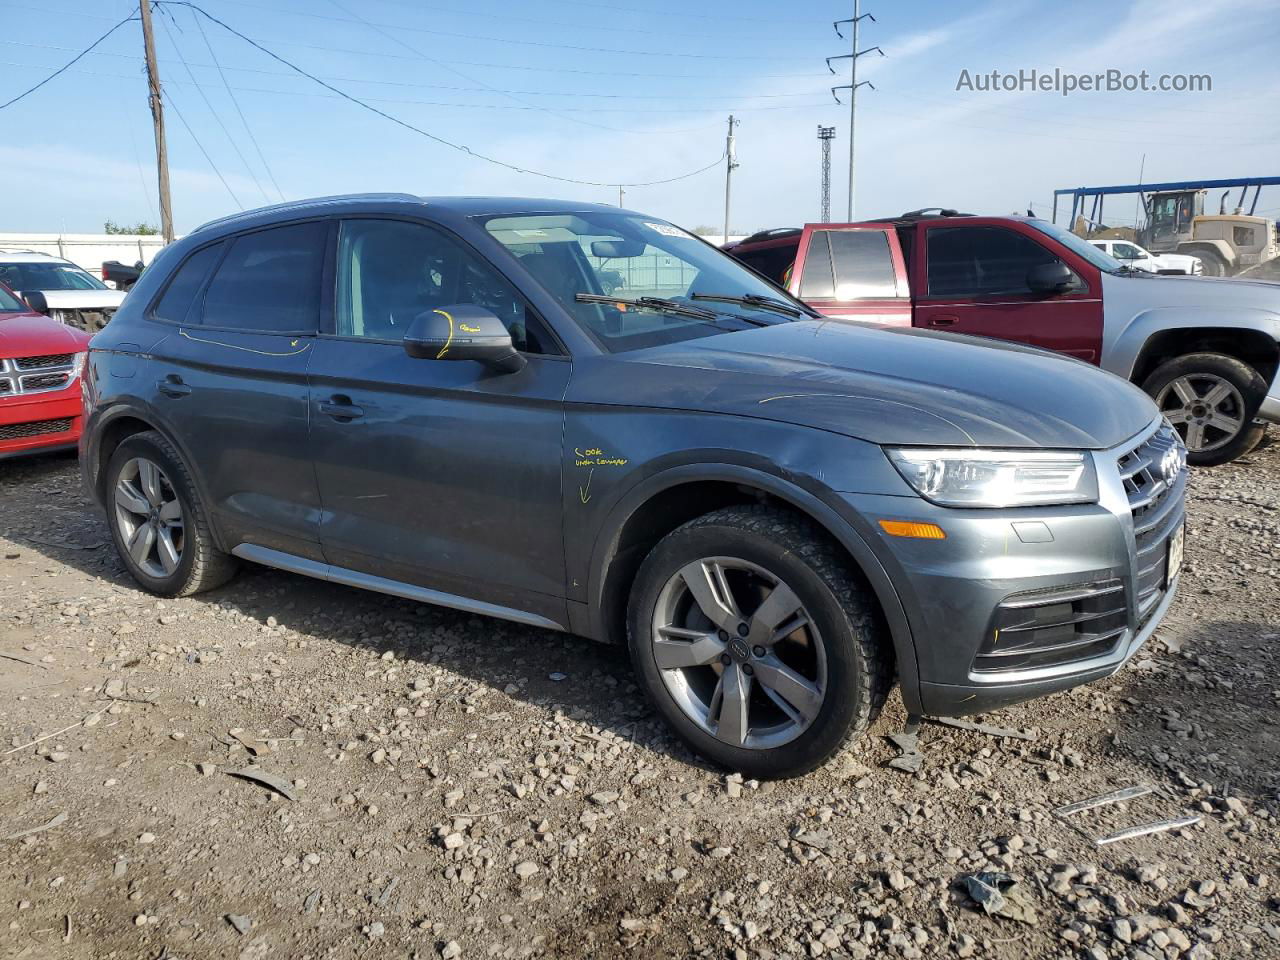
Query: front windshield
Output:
[[482, 212, 808, 352], [0, 261, 107, 292], [1024, 219, 1125, 273], [0, 284, 26, 312]]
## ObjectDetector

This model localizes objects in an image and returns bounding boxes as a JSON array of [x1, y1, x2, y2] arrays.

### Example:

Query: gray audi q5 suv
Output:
[[81, 195, 1187, 778]]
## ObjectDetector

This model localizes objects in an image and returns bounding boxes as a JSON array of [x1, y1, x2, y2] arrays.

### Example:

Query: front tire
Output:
[[105, 431, 237, 596], [1142, 353, 1267, 466], [627, 506, 891, 779]]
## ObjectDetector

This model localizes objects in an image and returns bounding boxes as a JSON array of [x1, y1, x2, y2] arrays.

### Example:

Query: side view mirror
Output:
[[23, 291, 48, 315], [402, 304, 526, 374], [1026, 261, 1075, 296]]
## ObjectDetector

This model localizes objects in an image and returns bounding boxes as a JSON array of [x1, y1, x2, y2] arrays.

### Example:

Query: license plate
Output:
[[1166, 524, 1185, 587]]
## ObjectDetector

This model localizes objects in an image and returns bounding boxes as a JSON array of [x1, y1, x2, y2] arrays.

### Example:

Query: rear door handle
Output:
[[157, 375, 191, 398], [319, 395, 364, 421], [928, 315, 959, 327]]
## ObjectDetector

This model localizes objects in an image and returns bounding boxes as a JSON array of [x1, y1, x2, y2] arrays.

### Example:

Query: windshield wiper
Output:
[[691, 292, 806, 318], [575, 293, 718, 321]]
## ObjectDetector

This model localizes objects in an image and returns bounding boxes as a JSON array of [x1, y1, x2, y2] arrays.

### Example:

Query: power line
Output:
[[191, 7, 285, 202], [162, 83, 244, 209], [0, 10, 137, 111], [156, 7, 272, 203], [153, 1, 727, 188]]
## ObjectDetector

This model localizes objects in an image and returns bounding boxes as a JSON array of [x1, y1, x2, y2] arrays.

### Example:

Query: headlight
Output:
[[70, 351, 87, 381], [885, 448, 1098, 508]]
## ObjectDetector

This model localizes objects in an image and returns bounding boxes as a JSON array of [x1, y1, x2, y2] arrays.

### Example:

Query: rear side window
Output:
[[799, 230, 898, 300], [199, 222, 326, 332], [734, 244, 796, 286], [152, 243, 222, 324], [926, 226, 1060, 297]]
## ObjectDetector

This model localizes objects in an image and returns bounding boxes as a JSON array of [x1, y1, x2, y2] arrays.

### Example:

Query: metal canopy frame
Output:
[[1052, 176, 1280, 229]]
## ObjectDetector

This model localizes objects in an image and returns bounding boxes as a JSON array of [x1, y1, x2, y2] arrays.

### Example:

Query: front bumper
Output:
[[841, 420, 1186, 717], [0, 388, 82, 460], [1259, 365, 1280, 423]]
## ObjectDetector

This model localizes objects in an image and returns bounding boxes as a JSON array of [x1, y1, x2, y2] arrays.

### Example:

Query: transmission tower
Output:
[[817, 126, 836, 223]]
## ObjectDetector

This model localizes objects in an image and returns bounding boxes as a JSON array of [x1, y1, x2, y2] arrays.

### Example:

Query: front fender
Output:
[[1103, 305, 1280, 381], [582, 459, 925, 715]]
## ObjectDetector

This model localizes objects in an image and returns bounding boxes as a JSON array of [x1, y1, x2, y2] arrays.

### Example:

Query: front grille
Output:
[[0, 417, 72, 440], [0, 354, 75, 397], [977, 579, 1128, 673], [1118, 424, 1187, 623], [14, 353, 72, 370]]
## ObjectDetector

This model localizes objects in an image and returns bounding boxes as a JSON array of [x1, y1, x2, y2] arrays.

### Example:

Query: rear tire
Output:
[[627, 505, 891, 779], [104, 431, 238, 596], [1189, 248, 1228, 277], [1142, 352, 1267, 466]]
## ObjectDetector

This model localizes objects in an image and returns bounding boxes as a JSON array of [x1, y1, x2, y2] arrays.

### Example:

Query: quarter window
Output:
[[152, 243, 223, 324], [926, 226, 1065, 297], [799, 230, 898, 300], [335, 219, 555, 354], [199, 222, 326, 332]]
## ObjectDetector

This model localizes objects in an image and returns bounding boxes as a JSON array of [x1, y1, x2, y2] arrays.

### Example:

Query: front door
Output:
[[307, 217, 571, 623], [914, 223, 1104, 363], [145, 220, 327, 560]]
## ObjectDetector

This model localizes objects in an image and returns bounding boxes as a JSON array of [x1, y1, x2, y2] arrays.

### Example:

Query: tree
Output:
[[104, 220, 160, 236], [691, 225, 721, 237]]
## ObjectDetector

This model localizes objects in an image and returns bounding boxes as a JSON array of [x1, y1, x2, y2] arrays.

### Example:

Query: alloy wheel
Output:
[[114, 457, 185, 578], [651, 556, 827, 750], [1155, 374, 1246, 453]]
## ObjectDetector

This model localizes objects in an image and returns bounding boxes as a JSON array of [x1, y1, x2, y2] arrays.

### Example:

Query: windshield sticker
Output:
[[642, 222, 691, 239]]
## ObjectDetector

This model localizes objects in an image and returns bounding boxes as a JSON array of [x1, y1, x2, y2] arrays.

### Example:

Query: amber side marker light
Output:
[[878, 520, 947, 540]]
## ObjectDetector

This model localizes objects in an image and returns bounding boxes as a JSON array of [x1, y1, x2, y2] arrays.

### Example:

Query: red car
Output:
[[0, 281, 91, 460]]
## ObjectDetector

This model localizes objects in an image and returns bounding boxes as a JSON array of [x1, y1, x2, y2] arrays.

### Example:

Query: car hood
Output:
[[1106, 270, 1280, 303], [0, 312, 91, 356], [578, 321, 1157, 449], [16, 289, 127, 309]]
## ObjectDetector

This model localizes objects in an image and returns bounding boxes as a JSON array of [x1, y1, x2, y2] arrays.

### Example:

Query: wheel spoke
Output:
[[127, 523, 156, 567], [714, 663, 751, 746], [754, 655, 823, 723], [1201, 382, 1233, 408], [653, 627, 726, 669], [114, 481, 149, 516], [1165, 410, 1189, 425], [1186, 421, 1207, 450], [1206, 411, 1243, 434], [159, 499, 183, 523], [138, 460, 164, 507], [156, 528, 181, 575], [746, 582, 802, 647], [1170, 378, 1198, 405], [678, 560, 742, 631]]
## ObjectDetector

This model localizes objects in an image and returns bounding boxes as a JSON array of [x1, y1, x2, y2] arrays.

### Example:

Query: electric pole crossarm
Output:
[[831, 81, 874, 104], [833, 12, 875, 38]]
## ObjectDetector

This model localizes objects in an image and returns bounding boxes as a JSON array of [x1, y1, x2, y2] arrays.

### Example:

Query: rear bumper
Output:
[[0, 389, 82, 460]]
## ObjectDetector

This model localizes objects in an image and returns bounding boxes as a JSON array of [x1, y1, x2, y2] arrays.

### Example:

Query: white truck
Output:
[[1088, 238, 1202, 276]]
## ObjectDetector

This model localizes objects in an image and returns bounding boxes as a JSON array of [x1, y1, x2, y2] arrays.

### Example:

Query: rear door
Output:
[[913, 221, 1104, 363], [144, 220, 327, 560], [787, 225, 911, 326]]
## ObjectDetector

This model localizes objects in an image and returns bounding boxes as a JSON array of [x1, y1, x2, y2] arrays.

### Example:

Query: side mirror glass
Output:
[[1026, 261, 1075, 296], [402, 304, 526, 374], [23, 290, 48, 315]]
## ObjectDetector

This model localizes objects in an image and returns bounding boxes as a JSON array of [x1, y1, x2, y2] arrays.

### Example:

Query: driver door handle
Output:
[[928, 315, 959, 327], [319, 395, 364, 421]]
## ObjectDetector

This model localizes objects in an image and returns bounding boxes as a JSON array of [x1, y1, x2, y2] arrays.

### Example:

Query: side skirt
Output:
[[231, 543, 567, 632]]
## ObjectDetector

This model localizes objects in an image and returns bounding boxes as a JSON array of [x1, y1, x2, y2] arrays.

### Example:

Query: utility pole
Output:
[[723, 115, 738, 245], [139, 0, 174, 243], [830, 3, 882, 221], [817, 126, 836, 223], [618, 185, 625, 208]]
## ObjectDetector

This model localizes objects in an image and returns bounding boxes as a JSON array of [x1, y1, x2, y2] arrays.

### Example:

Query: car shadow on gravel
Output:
[[2, 453, 722, 773]]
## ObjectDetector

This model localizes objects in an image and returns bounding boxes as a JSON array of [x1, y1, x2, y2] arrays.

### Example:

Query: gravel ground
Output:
[[1, 443, 1277, 960]]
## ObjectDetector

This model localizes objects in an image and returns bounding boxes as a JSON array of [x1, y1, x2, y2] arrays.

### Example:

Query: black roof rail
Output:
[[865, 208, 975, 224], [738, 227, 802, 245]]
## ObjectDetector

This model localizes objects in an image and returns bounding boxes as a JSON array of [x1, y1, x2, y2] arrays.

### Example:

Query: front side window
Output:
[[334, 219, 555, 354], [483, 212, 804, 353], [199, 222, 326, 333], [1111, 242, 1144, 260], [0, 261, 107, 292], [928, 226, 1074, 297], [799, 229, 898, 300]]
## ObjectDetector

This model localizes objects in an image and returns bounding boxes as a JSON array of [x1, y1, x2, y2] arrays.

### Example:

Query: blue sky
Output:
[[1, 0, 1278, 234]]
